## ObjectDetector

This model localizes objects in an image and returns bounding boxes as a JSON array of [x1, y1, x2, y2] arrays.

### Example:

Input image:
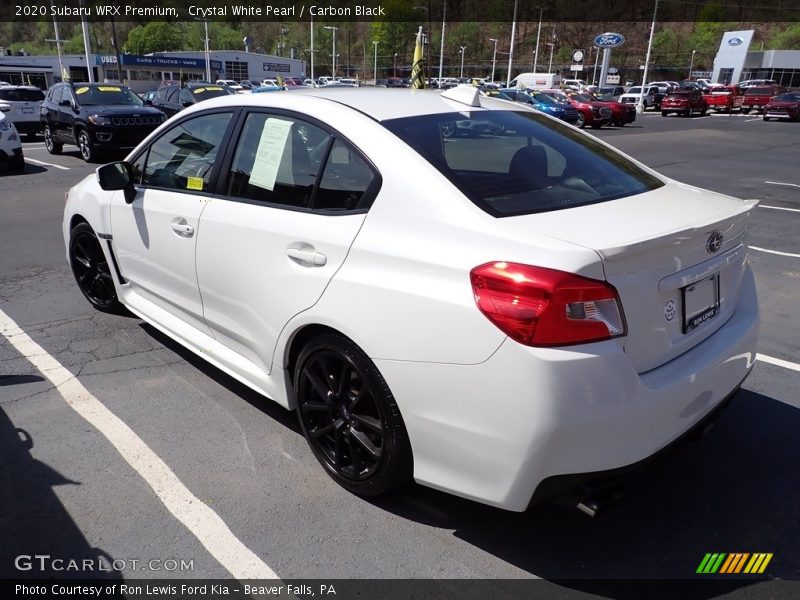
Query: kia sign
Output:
[[594, 33, 625, 48]]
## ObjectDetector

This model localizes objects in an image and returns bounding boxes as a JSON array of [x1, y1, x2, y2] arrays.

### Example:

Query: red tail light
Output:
[[470, 262, 626, 347]]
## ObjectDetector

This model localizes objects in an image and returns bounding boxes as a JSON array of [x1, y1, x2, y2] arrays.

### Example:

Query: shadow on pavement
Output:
[[0, 403, 121, 580], [367, 389, 798, 596]]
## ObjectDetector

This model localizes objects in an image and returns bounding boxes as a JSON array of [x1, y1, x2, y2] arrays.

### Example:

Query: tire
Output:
[[742, 108, 750, 115], [77, 129, 96, 162], [8, 155, 24, 172], [686, 107, 693, 118], [69, 222, 124, 313], [701, 107, 707, 116], [575, 112, 586, 128], [294, 332, 412, 497], [763, 116, 770, 121], [43, 125, 62, 154], [661, 111, 668, 117]]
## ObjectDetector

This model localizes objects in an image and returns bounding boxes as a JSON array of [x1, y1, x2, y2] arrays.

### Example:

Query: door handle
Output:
[[171, 219, 194, 237], [286, 247, 327, 266]]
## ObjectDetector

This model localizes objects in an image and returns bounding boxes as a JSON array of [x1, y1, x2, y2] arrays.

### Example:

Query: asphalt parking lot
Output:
[[1, 109, 798, 597]]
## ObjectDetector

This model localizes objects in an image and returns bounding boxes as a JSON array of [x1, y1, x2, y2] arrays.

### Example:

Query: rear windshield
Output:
[[0, 88, 45, 102], [75, 85, 143, 106], [745, 87, 771, 95], [775, 92, 800, 102], [382, 110, 664, 217]]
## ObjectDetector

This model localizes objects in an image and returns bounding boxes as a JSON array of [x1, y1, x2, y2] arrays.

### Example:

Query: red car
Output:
[[540, 89, 612, 129], [568, 91, 636, 127], [704, 86, 744, 113], [763, 91, 800, 122], [741, 85, 785, 114], [661, 89, 708, 117]]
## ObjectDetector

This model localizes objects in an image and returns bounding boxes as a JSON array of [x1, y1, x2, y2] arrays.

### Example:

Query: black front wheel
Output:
[[294, 333, 412, 497], [77, 129, 96, 162], [575, 112, 586, 128], [69, 222, 123, 313]]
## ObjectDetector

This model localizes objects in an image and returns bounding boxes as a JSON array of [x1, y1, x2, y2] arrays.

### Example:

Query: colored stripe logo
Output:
[[697, 553, 773, 574]]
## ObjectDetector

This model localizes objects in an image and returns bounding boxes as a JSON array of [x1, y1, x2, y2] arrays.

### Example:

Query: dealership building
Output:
[[0, 49, 305, 91], [712, 30, 800, 87]]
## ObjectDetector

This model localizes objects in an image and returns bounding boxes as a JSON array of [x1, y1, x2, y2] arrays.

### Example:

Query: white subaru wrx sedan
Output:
[[63, 87, 759, 512]]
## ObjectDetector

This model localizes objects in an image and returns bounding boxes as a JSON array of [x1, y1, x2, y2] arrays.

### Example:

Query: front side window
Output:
[[141, 111, 233, 192], [382, 110, 664, 217]]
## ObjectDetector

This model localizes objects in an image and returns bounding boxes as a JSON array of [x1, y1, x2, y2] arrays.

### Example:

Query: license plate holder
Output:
[[22, 107, 34, 114], [682, 273, 720, 333]]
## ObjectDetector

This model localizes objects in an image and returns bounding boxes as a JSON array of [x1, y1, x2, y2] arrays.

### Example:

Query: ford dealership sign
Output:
[[728, 37, 744, 46], [594, 33, 625, 48]]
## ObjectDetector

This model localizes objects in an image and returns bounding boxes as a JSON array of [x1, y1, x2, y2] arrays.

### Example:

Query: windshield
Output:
[[627, 87, 642, 94], [775, 92, 800, 102], [75, 85, 143, 106], [382, 110, 664, 217], [530, 92, 556, 104], [191, 85, 232, 100]]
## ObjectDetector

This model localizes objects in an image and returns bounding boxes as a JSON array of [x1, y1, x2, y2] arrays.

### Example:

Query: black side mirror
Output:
[[97, 161, 136, 204], [182, 100, 193, 107], [144, 99, 153, 105]]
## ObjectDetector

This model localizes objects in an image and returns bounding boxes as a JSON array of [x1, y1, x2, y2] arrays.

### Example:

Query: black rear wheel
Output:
[[69, 222, 123, 313], [294, 333, 412, 497], [43, 125, 62, 154]]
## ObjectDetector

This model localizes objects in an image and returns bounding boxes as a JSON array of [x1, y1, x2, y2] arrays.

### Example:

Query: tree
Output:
[[125, 23, 183, 55], [767, 24, 800, 50]]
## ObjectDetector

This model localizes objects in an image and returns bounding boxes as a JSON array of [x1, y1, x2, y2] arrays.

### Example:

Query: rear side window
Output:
[[382, 110, 664, 217]]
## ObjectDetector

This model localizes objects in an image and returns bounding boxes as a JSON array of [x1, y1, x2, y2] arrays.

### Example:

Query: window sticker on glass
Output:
[[249, 118, 293, 192], [186, 177, 204, 191], [75, 87, 89, 94], [98, 86, 122, 92]]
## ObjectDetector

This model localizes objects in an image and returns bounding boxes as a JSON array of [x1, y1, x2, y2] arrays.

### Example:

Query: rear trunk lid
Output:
[[500, 182, 758, 372]]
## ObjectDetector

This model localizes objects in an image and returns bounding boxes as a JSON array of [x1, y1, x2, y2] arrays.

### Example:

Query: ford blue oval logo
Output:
[[594, 33, 625, 48], [728, 37, 743, 46]]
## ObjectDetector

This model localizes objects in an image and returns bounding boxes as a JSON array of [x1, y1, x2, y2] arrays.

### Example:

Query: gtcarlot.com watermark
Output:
[[14, 554, 194, 573]]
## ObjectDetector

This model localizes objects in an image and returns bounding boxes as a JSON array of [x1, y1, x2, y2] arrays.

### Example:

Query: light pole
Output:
[[323, 25, 337, 77], [639, 0, 659, 112], [393, 53, 398, 77], [459, 45, 466, 78], [438, 0, 446, 82], [546, 42, 554, 74], [505, 0, 518, 88], [373, 41, 379, 84], [688, 49, 696, 80], [489, 38, 498, 83], [533, 6, 543, 73]]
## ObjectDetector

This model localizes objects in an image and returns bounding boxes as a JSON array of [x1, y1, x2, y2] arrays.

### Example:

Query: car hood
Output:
[[766, 101, 799, 108], [82, 105, 165, 117]]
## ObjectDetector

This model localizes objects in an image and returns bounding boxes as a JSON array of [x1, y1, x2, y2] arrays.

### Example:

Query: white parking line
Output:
[[0, 307, 279, 580], [750, 246, 800, 258], [757, 353, 800, 373], [761, 205, 800, 214], [25, 157, 70, 170], [764, 181, 800, 188]]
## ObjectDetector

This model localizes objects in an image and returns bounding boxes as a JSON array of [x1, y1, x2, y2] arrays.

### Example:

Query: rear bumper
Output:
[[378, 264, 759, 511]]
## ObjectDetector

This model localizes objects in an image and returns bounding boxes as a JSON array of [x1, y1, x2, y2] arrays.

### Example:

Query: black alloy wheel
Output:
[[69, 223, 123, 312], [77, 129, 95, 162], [43, 125, 62, 154], [294, 333, 412, 496]]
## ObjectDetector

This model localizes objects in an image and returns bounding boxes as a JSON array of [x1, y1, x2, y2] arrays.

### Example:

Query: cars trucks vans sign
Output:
[[594, 33, 625, 48]]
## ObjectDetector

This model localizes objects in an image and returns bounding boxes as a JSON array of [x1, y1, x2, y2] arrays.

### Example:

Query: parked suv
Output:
[[660, 89, 708, 117], [0, 105, 24, 172], [40, 82, 166, 162], [151, 83, 233, 118], [0, 85, 45, 140]]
